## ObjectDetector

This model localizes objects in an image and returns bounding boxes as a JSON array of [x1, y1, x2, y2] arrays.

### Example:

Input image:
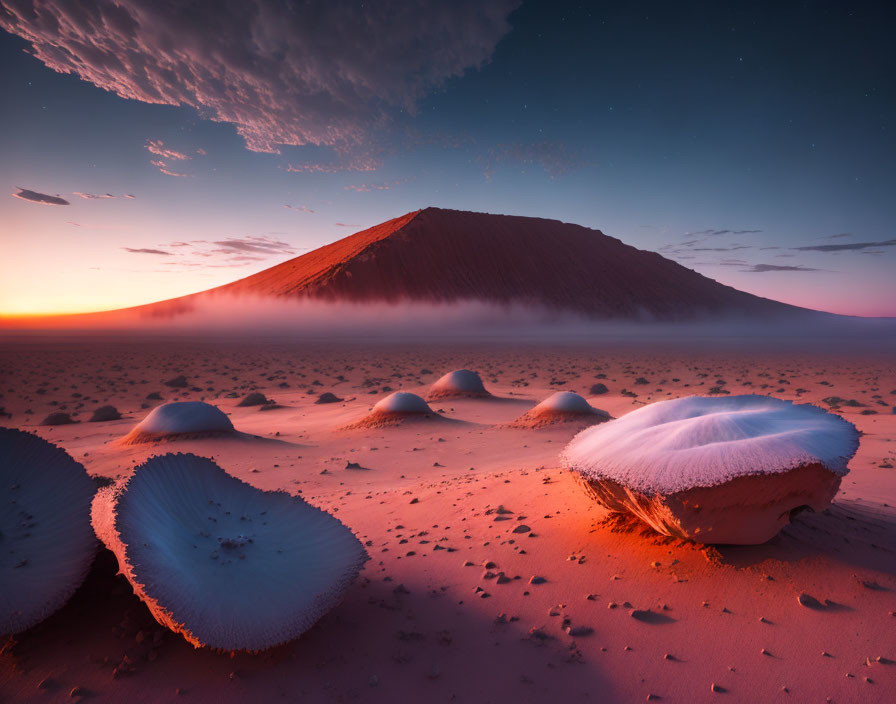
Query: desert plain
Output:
[[1, 335, 894, 703]]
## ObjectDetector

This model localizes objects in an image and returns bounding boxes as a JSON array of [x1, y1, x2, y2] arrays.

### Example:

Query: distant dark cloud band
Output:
[[794, 238, 896, 252]]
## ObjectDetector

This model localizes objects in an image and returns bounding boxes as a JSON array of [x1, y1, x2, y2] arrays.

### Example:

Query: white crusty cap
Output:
[[131, 401, 234, 436], [373, 392, 433, 414], [535, 391, 603, 414], [561, 395, 859, 495], [430, 370, 488, 394], [91, 453, 367, 651], [1, 428, 96, 635]]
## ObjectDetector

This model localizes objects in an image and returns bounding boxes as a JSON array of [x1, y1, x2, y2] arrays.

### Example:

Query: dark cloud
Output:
[[794, 239, 896, 252], [691, 246, 752, 252], [481, 141, 592, 180], [11, 187, 70, 205], [1, 1, 519, 160], [212, 236, 296, 255], [687, 228, 762, 236], [741, 264, 821, 273], [123, 247, 172, 255], [820, 232, 852, 240]]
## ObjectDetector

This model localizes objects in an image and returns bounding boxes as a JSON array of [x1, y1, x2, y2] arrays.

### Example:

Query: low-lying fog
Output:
[[3, 294, 895, 347]]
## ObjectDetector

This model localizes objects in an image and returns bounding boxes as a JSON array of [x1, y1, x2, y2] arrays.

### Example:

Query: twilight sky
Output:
[[1, 0, 894, 316]]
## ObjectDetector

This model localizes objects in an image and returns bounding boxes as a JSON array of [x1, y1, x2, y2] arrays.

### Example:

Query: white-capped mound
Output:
[[122, 401, 235, 444], [1, 428, 96, 635], [538, 391, 599, 414], [344, 392, 440, 429], [508, 391, 610, 428], [374, 391, 434, 414], [562, 395, 858, 495], [91, 453, 368, 651], [428, 369, 490, 400], [561, 395, 860, 544]]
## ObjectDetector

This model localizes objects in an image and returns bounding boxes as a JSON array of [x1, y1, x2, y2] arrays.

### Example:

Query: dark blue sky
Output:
[[1, 0, 894, 315]]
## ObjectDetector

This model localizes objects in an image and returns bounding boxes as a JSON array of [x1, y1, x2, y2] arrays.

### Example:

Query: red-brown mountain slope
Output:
[[196, 207, 806, 319]]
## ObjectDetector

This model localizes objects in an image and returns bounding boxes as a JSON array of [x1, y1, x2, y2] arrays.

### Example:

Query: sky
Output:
[[1, 0, 894, 317]]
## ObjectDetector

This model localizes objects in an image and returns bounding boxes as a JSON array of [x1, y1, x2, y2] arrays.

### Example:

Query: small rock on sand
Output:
[[90, 405, 121, 422], [41, 411, 75, 425]]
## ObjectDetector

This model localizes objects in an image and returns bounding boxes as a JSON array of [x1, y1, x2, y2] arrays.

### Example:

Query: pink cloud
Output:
[[145, 139, 191, 161], [344, 177, 409, 192], [149, 159, 190, 177], [72, 191, 135, 200], [1, 1, 518, 154]]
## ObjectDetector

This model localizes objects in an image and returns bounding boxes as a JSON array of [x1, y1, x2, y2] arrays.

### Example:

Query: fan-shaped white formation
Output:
[[428, 369, 490, 400], [91, 454, 368, 651], [344, 392, 438, 429], [122, 401, 235, 444], [1, 428, 96, 635], [508, 391, 610, 428], [561, 395, 860, 544]]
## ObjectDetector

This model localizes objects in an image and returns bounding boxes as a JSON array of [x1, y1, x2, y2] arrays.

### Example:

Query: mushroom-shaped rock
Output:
[[428, 370, 491, 400], [1, 428, 96, 635], [561, 395, 860, 545], [91, 453, 367, 651], [344, 392, 438, 429], [508, 392, 611, 429], [121, 401, 235, 444], [237, 392, 269, 407], [90, 405, 121, 422]]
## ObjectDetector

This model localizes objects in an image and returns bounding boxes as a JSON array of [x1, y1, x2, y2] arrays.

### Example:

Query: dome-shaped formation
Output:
[[561, 395, 860, 544], [343, 392, 439, 429], [427, 369, 491, 400], [1, 428, 96, 635], [121, 402, 235, 444], [91, 453, 368, 651], [90, 405, 121, 422], [507, 391, 611, 429], [237, 392, 270, 407]]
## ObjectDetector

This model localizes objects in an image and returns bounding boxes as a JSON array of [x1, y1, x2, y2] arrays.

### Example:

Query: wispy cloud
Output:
[[123, 247, 172, 256], [741, 264, 821, 273], [344, 177, 409, 192], [150, 159, 191, 178], [284, 204, 315, 213], [794, 238, 896, 253], [285, 151, 381, 174], [819, 232, 852, 240], [686, 228, 762, 236], [11, 187, 69, 206], [211, 236, 296, 255], [72, 191, 136, 200], [145, 139, 191, 161], [481, 141, 593, 180]]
